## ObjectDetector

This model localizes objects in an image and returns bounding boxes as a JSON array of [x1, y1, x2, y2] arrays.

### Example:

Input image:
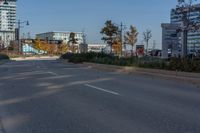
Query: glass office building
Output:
[[171, 4, 200, 54]]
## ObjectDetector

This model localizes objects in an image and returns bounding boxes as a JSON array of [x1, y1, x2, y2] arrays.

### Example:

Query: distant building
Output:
[[161, 23, 180, 58], [0, 0, 17, 48], [87, 43, 107, 53], [36, 31, 88, 53], [36, 31, 84, 44], [136, 45, 145, 57]]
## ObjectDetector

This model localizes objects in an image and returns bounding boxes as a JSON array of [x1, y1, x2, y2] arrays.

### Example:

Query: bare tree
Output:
[[124, 25, 138, 57], [143, 29, 152, 55]]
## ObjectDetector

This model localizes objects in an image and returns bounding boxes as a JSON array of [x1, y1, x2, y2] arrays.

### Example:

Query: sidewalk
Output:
[[11, 56, 60, 61], [83, 62, 200, 85]]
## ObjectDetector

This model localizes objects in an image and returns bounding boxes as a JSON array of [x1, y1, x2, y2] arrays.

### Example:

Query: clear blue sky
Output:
[[17, 0, 178, 48]]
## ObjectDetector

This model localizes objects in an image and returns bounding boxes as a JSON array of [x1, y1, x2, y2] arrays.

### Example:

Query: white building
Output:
[[36, 31, 84, 44], [0, 0, 16, 47], [87, 43, 108, 53]]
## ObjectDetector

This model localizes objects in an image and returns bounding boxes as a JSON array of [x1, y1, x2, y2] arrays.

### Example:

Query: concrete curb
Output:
[[83, 62, 200, 85]]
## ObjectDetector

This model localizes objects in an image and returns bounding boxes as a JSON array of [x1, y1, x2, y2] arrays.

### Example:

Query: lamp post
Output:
[[114, 22, 126, 57], [17, 20, 29, 54]]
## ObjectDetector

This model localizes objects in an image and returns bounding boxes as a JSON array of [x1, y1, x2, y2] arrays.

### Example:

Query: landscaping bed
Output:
[[60, 52, 200, 73]]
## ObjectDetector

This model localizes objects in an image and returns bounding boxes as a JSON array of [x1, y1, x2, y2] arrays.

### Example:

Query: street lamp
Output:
[[17, 20, 29, 54], [114, 22, 126, 57]]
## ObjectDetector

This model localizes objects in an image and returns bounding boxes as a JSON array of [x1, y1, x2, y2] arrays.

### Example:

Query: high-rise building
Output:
[[170, 4, 200, 55], [0, 0, 17, 47]]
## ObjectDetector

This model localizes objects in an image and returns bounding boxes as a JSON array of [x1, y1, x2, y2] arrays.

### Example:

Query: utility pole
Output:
[[153, 40, 156, 50], [182, 13, 188, 57], [119, 22, 126, 57], [82, 29, 87, 53], [17, 20, 21, 54], [17, 20, 29, 54]]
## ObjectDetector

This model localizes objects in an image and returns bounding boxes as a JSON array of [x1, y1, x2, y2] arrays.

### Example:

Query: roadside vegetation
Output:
[[60, 19, 200, 73], [60, 52, 200, 73]]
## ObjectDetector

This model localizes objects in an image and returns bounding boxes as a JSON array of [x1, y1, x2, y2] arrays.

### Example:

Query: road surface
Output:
[[0, 59, 199, 133]]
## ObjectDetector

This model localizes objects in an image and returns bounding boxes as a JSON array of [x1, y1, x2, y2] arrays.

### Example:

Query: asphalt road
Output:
[[0, 59, 200, 133]]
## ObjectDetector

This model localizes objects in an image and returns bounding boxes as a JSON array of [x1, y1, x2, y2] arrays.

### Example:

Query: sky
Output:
[[17, 0, 178, 49]]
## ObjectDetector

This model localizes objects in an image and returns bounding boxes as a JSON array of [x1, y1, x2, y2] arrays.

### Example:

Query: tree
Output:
[[68, 32, 78, 53], [100, 20, 119, 54], [112, 37, 122, 56], [34, 38, 42, 53], [41, 42, 50, 54], [143, 29, 152, 55], [58, 43, 68, 54], [124, 25, 138, 57], [175, 0, 199, 57], [48, 44, 57, 55]]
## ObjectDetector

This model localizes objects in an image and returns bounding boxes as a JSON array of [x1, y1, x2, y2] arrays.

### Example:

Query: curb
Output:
[[83, 62, 200, 85], [0, 60, 11, 65]]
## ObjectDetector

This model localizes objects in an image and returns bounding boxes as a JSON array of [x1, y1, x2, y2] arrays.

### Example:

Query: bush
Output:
[[0, 54, 9, 60], [167, 57, 200, 72]]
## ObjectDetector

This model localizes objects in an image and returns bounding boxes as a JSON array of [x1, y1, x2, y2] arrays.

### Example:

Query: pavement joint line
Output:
[[85, 84, 120, 96], [38, 75, 74, 80], [0, 117, 5, 133], [62, 67, 90, 70]]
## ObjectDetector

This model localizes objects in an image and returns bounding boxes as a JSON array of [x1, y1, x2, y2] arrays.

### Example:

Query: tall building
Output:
[[170, 4, 200, 55], [0, 0, 17, 47]]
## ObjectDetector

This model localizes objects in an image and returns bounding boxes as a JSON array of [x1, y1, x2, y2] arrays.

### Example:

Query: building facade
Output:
[[36, 31, 86, 53], [36, 31, 84, 44], [87, 43, 107, 53], [0, 0, 16, 48], [170, 4, 200, 55], [161, 23, 180, 58]]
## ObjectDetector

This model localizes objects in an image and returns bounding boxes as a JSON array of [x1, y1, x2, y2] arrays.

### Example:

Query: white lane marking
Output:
[[38, 75, 73, 80], [85, 84, 120, 96], [62, 67, 90, 70], [47, 71, 58, 76]]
